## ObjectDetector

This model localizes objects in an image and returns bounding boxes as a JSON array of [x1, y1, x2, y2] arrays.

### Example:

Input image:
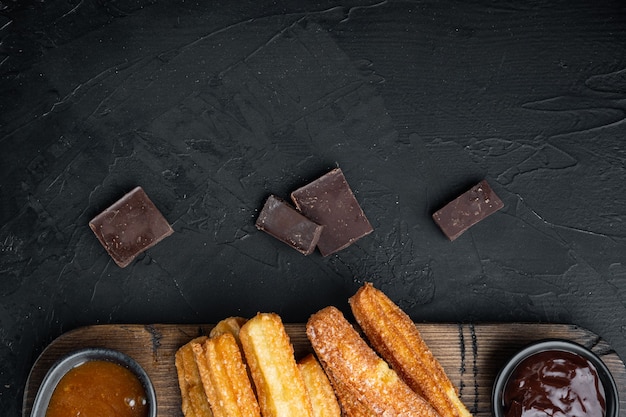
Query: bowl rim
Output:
[[30, 347, 157, 417], [492, 339, 619, 417]]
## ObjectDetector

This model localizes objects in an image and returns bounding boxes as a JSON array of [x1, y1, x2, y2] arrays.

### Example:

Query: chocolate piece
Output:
[[432, 179, 503, 241], [256, 195, 323, 255], [89, 186, 174, 267], [291, 168, 373, 257]]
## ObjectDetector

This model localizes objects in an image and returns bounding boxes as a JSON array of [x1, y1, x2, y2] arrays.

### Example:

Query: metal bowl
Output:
[[492, 339, 618, 417], [30, 347, 157, 417]]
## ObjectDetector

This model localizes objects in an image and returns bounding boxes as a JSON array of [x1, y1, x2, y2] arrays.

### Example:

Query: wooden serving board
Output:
[[23, 323, 626, 417]]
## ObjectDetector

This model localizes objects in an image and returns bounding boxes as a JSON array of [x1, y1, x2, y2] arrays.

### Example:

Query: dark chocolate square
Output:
[[256, 195, 324, 255], [291, 168, 373, 257], [432, 179, 503, 241], [89, 186, 174, 267]]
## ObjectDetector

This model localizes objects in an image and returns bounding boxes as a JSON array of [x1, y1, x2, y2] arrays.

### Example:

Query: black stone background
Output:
[[2, 1, 626, 415]]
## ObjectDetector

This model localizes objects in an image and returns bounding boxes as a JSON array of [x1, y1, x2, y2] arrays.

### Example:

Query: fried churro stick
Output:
[[175, 336, 214, 417], [192, 333, 260, 417], [349, 283, 472, 417], [210, 316, 253, 385], [191, 340, 221, 417], [210, 316, 247, 340], [240, 313, 314, 417], [208, 333, 261, 417], [324, 373, 377, 417], [298, 354, 341, 417], [306, 306, 440, 417]]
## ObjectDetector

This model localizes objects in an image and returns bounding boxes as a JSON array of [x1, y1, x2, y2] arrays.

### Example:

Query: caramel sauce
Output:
[[503, 350, 606, 417], [46, 360, 149, 417]]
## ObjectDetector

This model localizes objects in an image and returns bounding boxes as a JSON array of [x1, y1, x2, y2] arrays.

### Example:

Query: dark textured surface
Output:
[[1, 1, 626, 415]]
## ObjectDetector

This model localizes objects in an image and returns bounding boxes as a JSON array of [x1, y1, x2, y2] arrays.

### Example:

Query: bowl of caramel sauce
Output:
[[493, 340, 618, 417], [30, 348, 156, 417]]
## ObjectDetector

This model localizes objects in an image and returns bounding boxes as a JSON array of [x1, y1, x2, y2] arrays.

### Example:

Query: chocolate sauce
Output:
[[503, 350, 606, 417]]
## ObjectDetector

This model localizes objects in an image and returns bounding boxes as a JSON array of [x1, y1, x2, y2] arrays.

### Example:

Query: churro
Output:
[[192, 333, 260, 417], [349, 283, 472, 417], [298, 354, 341, 417], [318, 364, 376, 417], [306, 306, 440, 417], [210, 316, 247, 340], [208, 332, 260, 417], [240, 313, 314, 417], [175, 336, 213, 417]]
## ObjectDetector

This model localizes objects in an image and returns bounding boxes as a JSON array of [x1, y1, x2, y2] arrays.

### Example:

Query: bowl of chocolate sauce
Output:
[[492, 339, 618, 417]]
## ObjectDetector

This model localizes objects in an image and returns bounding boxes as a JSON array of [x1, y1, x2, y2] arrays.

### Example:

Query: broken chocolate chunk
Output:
[[290, 168, 373, 257], [89, 186, 174, 267], [432, 179, 503, 241], [256, 195, 324, 255]]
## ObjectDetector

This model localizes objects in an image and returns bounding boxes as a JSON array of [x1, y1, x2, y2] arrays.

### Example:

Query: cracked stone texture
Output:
[[2, 1, 626, 415]]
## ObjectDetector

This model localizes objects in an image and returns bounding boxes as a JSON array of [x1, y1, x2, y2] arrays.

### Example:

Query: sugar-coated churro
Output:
[[349, 283, 472, 417], [306, 306, 440, 417]]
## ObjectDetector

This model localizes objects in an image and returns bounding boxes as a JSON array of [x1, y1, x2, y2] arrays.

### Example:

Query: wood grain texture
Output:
[[22, 323, 626, 417]]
